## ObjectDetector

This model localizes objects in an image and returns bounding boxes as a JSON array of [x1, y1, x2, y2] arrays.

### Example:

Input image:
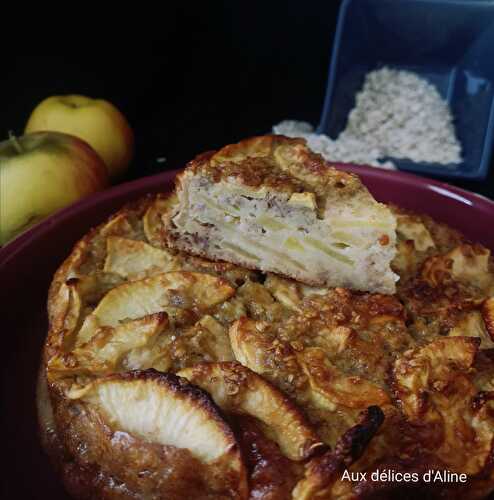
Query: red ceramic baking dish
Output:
[[1, 165, 493, 499]]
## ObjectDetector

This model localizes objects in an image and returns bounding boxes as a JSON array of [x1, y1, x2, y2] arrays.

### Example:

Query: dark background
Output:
[[2, 1, 493, 197]]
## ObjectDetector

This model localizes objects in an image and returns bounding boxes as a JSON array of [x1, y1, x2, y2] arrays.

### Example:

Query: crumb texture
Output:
[[167, 135, 398, 294]]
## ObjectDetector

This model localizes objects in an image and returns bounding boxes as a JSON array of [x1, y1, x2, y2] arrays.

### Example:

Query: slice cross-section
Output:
[[165, 135, 397, 294]]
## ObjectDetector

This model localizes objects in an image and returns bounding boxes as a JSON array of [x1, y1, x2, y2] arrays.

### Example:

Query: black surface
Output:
[[2, 2, 492, 197]]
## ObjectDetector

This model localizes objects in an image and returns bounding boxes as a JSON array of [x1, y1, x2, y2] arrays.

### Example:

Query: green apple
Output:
[[25, 95, 134, 179], [0, 131, 108, 245]]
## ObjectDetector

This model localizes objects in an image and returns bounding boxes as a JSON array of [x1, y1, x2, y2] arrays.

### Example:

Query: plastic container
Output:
[[318, 0, 494, 180]]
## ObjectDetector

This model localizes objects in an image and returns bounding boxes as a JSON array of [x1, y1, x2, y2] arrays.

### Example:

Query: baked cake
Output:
[[38, 142, 494, 499]]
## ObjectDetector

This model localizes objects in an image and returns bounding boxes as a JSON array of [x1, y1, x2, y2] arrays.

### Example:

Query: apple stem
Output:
[[8, 131, 23, 154]]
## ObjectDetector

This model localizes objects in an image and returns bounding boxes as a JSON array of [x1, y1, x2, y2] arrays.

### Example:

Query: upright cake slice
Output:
[[165, 135, 398, 294]]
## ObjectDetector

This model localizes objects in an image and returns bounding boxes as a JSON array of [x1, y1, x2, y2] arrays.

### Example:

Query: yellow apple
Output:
[[0, 131, 108, 245], [25, 95, 134, 179]]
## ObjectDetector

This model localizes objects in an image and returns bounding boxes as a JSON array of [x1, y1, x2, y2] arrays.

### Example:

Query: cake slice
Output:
[[165, 135, 398, 294]]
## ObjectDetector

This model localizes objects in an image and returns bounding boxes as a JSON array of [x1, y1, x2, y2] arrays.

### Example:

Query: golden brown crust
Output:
[[182, 135, 361, 196]]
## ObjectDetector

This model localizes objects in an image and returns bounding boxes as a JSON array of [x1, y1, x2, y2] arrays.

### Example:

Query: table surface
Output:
[[1, 2, 493, 199]]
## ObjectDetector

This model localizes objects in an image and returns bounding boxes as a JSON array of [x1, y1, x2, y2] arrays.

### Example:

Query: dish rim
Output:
[[1, 163, 493, 271]]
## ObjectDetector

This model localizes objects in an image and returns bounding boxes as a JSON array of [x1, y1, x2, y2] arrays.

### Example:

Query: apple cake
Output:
[[39, 146, 494, 499], [164, 136, 397, 294]]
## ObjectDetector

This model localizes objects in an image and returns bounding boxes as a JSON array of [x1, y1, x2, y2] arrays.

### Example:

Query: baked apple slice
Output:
[[297, 348, 390, 409], [178, 315, 235, 363], [48, 312, 169, 378], [392, 337, 494, 475], [99, 211, 134, 237], [47, 273, 123, 356], [421, 244, 493, 292], [104, 236, 180, 279], [395, 213, 435, 252], [230, 318, 392, 448], [447, 309, 494, 349], [122, 314, 235, 373], [229, 317, 278, 377], [143, 192, 178, 246], [178, 362, 324, 460], [77, 271, 235, 344], [47, 279, 84, 353], [63, 370, 248, 498], [263, 273, 328, 312]]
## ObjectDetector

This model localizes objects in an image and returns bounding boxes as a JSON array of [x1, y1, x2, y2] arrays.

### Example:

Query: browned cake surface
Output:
[[39, 193, 494, 499], [184, 135, 362, 198]]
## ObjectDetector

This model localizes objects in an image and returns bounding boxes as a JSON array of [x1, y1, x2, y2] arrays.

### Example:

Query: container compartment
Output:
[[318, 0, 494, 179]]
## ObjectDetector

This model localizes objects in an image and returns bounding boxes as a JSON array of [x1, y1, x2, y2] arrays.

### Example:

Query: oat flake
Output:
[[273, 67, 462, 170]]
